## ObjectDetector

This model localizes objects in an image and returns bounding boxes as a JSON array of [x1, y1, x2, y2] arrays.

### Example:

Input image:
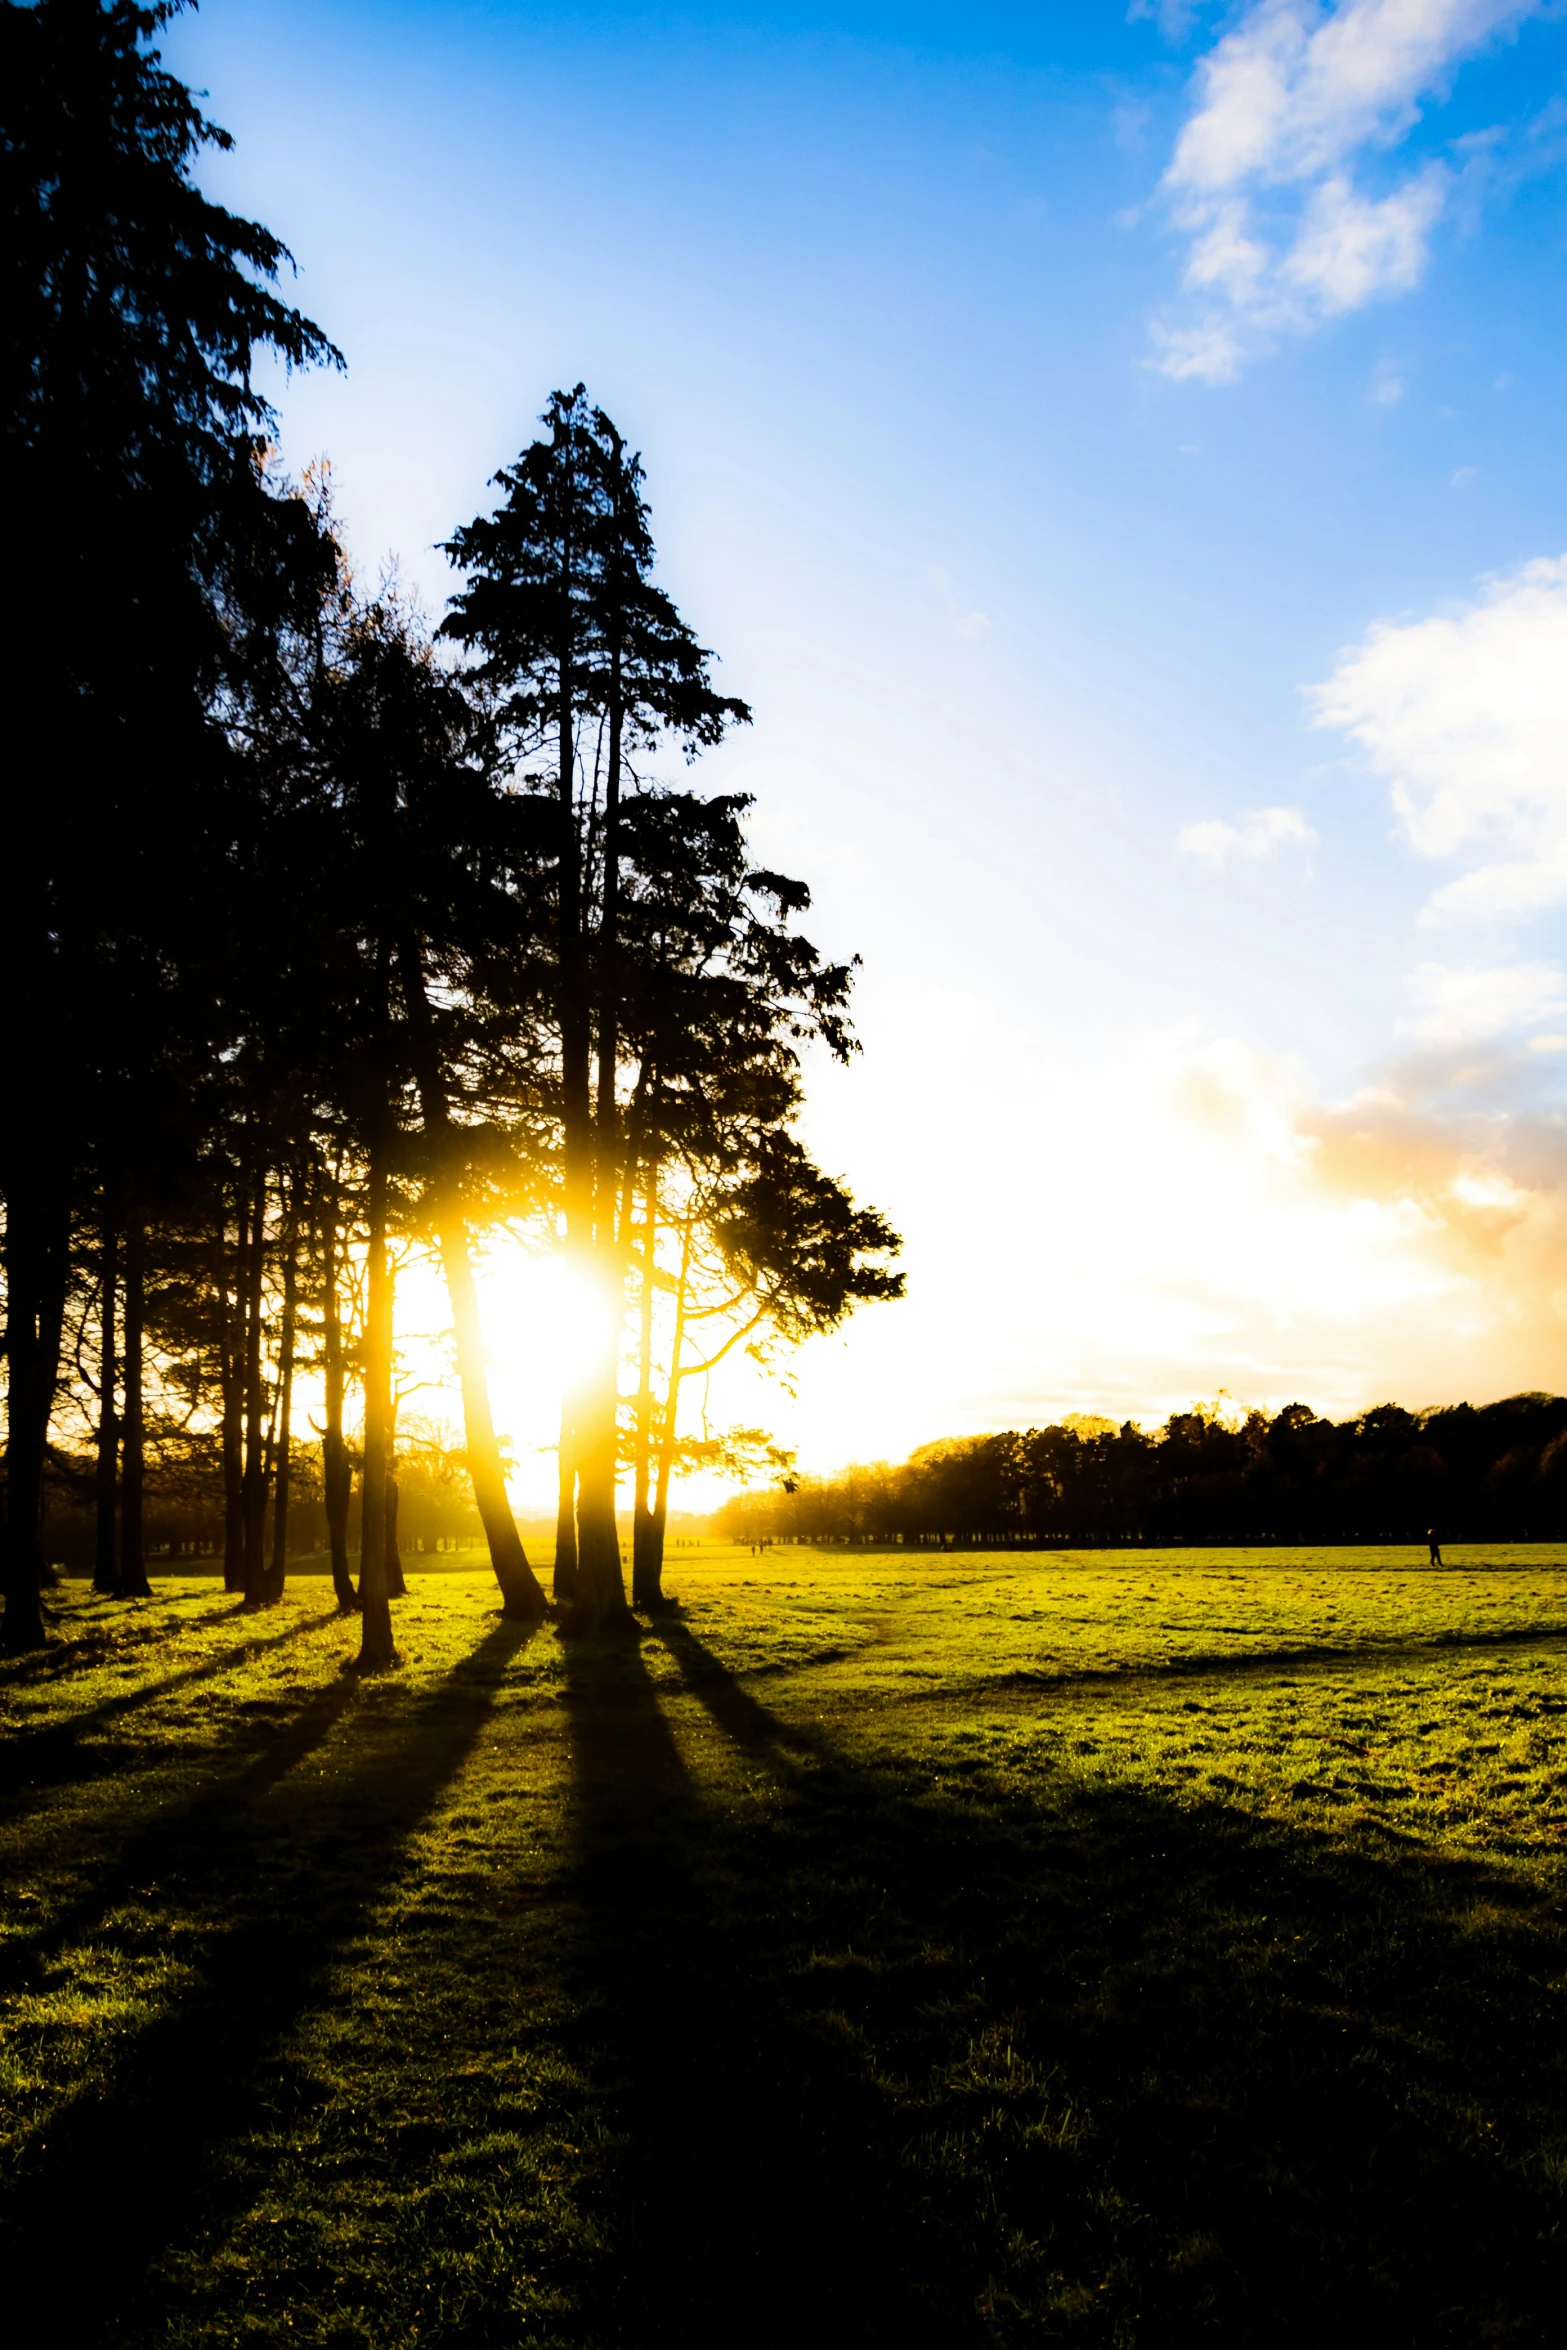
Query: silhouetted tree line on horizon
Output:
[[717, 1394, 1567, 1548], [0, 1, 900, 1656]]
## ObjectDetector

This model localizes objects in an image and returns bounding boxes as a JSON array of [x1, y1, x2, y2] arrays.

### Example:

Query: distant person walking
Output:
[[1428, 1528, 1443, 1567]]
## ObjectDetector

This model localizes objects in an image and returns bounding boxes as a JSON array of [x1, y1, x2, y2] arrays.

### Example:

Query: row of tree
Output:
[[717, 1394, 1567, 1547], [1, 1, 901, 1657]]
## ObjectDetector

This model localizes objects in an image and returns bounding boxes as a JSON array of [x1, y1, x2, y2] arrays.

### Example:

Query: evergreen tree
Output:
[[441, 389, 748, 1628], [0, 0, 339, 1648]]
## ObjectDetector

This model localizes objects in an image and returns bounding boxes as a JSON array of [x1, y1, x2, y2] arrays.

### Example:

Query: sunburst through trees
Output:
[[0, 0, 902, 1657]]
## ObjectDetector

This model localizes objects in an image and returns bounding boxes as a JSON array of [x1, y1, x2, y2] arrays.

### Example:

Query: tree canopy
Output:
[[0, 8, 900, 1653]]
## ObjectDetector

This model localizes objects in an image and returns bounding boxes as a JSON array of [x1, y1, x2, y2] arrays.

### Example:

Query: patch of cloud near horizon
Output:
[[1124, 546, 1567, 1416], [1047, 547, 1567, 1427], [1149, 0, 1540, 383], [1312, 553, 1567, 925], [1404, 959, 1567, 1046], [1177, 803, 1317, 865], [957, 1025, 1567, 1435]]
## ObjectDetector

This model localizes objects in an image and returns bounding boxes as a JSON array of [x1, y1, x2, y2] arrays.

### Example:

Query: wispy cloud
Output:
[[1404, 959, 1567, 1045], [927, 563, 992, 641], [1128, 0, 1202, 39], [1148, 0, 1541, 382], [1310, 553, 1567, 925], [1177, 803, 1318, 865]]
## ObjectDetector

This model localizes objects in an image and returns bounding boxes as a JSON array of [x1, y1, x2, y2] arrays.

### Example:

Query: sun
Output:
[[394, 1241, 625, 1511]]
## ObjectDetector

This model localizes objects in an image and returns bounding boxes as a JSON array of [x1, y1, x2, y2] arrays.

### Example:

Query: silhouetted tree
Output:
[[441, 389, 749, 1629], [0, 0, 339, 1647]]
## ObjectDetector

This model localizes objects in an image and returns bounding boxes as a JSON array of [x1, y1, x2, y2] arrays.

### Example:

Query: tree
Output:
[[441, 389, 748, 1630], [629, 1133, 901, 1604], [0, 0, 339, 1648], [319, 596, 552, 1624]]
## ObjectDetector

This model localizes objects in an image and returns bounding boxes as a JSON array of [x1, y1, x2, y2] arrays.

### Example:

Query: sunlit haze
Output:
[[167, 0, 1567, 1491]]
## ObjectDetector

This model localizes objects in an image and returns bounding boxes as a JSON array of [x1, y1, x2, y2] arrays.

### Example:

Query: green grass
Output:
[[4, 1546, 1567, 2344]]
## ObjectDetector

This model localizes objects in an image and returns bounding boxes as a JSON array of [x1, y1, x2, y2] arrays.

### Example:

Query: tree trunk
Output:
[[241, 1169, 269, 1607], [640, 1209, 695, 1610], [118, 1216, 151, 1597], [384, 1316, 407, 1601], [266, 1193, 298, 1602], [572, 1280, 624, 1619], [320, 1175, 357, 1610], [554, 1412, 579, 1605], [385, 1411, 406, 1601], [557, 652, 626, 1630], [649, 1387, 679, 1604], [386, 1472, 403, 1588], [0, 1170, 68, 1651], [432, 1199, 544, 1616], [218, 1202, 245, 1592], [574, 614, 629, 1617], [396, 937, 546, 1619], [630, 1159, 661, 1608], [356, 1127, 397, 1671], [93, 1201, 119, 1595]]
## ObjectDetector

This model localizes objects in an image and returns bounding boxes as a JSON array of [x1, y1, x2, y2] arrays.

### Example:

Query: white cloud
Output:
[[1280, 163, 1448, 308], [1310, 553, 1567, 924], [1150, 0, 1541, 378], [1404, 959, 1567, 1045], [1178, 803, 1319, 865], [1129, 0, 1202, 39], [1148, 317, 1246, 382]]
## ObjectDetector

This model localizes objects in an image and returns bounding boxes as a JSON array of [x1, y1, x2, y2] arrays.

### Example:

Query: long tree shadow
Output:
[[0, 1588, 288, 1683], [991, 1619, 1567, 1695], [0, 1618, 537, 2344], [561, 1629, 991, 2348], [624, 1618, 1567, 2347], [0, 1607, 341, 1800]]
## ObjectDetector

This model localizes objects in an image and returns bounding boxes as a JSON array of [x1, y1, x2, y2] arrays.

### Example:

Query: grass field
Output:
[[3, 1545, 1567, 2345]]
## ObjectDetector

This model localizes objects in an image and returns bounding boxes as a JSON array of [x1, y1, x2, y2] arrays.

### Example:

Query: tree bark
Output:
[[432, 1203, 545, 1616], [93, 1201, 119, 1594], [650, 1395, 678, 1601], [118, 1215, 151, 1597], [266, 1189, 298, 1601], [218, 1201, 245, 1591], [0, 1169, 68, 1651], [641, 1209, 693, 1610], [630, 1159, 661, 1608], [573, 597, 628, 1613], [241, 1167, 270, 1607], [554, 1411, 579, 1606], [384, 1315, 407, 1601], [356, 1124, 397, 1671], [396, 937, 546, 1619], [557, 606, 627, 1630], [320, 1174, 357, 1610], [386, 1467, 404, 1592]]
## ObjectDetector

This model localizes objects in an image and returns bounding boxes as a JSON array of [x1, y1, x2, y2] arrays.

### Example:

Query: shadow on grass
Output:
[[550, 1617, 1567, 2348], [560, 1625, 936, 2347], [992, 1619, 1567, 1697], [0, 1618, 536, 2344], [0, 1593, 266, 1684], [0, 1607, 342, 1799]]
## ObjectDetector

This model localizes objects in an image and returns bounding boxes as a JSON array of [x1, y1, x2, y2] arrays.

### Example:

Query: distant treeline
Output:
[[39, 1420, 486, 1575], [716, 1396, 1567, 1547]]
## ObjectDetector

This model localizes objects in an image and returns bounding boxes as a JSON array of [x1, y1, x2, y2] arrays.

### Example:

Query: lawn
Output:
[[3, 1545, 1566, 2345]]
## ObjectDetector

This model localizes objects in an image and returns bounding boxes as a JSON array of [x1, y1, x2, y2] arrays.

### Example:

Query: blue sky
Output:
[[168, 1, 1567, 1468]]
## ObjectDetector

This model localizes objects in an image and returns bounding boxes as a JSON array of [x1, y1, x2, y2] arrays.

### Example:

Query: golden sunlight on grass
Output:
[[5, 1545, 1567, 2341]]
